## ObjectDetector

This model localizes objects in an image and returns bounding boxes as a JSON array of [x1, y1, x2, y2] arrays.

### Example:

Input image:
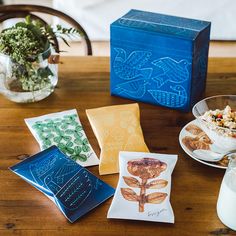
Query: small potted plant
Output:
[[0, 16, 82, 102]]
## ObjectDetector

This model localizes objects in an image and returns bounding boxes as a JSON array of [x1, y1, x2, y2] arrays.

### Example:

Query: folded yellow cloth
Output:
[[86, 103, 149, 175]]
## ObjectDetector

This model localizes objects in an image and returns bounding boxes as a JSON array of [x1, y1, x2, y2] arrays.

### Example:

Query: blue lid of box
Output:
[[111, 9, 211, 40]]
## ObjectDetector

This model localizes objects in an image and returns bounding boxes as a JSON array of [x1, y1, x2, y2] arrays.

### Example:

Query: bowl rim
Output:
[[192, 95, 236, 133]]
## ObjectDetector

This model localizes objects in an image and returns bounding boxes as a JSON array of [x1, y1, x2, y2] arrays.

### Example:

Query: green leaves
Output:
[[0, 15, 82, 91], [15, 22, 28, 28], [25, 15, 32, 25], [57, 35, 70, 47], [55, 24, 84, 50], [37, 67, 53, 78]]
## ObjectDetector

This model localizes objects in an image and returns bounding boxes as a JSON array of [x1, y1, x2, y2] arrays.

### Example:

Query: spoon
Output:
[[193, 149, 236, 162]]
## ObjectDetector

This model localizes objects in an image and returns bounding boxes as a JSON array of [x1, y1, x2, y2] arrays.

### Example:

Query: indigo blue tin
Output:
[[9, 146, 115, 222], [110, 9, 211, 111]]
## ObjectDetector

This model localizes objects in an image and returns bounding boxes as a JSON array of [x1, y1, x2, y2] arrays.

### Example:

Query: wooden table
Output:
[[1, 57, 236, 236]]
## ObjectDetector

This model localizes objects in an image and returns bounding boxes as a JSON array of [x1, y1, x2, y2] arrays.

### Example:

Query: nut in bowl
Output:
[[192, 95, 236, 153]]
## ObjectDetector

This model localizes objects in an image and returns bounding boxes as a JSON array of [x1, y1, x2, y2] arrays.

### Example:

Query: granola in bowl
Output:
[[201, 105, 236, 133], [192, 96, 236, 152]]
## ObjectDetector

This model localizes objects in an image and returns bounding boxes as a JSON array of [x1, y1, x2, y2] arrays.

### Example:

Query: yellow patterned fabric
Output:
[[86, 103, 149, 175]]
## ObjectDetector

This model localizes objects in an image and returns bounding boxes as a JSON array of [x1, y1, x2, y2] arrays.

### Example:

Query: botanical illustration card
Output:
[[25, 109, 99, 167], [107, 151, 177, 223], [9, 146, 115, 223]]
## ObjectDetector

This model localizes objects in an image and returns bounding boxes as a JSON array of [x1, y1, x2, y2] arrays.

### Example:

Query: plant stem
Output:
[[139, 178, 147, 212]]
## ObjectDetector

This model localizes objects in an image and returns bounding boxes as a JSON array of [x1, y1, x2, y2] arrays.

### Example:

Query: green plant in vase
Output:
[[0, 16, 82, 98]]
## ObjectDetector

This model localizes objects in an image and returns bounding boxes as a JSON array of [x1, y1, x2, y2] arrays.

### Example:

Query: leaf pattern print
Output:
[[30, 113, 94, 164], [82, 143, 90, 152], [44, 119, 58, 131], [58, 141, 74, 155], [32, 121, 44, 131], [42, 133, 54, 147], [63, 114, 78, 126], [75, 137, 90, 152], [65, 125, 83, 138], [71, 146, 88, 162], [53, 128, 72, 143]]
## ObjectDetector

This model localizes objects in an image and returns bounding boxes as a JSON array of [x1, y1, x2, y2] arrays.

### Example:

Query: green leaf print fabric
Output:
[[25, 109, 99, 167]]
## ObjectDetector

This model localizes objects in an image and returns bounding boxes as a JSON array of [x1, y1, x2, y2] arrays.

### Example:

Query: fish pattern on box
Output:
[[110, 10, 211, 111], [10, 146, 115, 222]]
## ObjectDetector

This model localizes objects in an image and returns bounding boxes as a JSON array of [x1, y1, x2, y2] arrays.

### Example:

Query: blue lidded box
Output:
[[110, 9, 211, 111]]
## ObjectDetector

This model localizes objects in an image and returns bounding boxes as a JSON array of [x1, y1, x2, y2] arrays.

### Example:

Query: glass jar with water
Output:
[[217, 155, 236, 230]]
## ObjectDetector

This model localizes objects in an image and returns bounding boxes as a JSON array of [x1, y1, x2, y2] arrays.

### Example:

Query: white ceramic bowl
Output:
[[192, 95, 236, 152]]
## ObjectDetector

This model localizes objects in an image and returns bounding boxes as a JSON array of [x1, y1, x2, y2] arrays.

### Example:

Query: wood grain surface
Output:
[[0, 57, 236, 236]]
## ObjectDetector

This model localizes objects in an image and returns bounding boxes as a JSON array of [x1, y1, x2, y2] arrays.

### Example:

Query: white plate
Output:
[[179, 119, 228, 169]]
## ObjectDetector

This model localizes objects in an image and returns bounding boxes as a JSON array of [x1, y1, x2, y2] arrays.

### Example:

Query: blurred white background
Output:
[[52, 0, 236, 41], [3, 0, 236, 55]]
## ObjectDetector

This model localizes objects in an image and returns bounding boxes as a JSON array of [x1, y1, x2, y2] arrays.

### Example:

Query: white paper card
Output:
[[25, 109, 99, 167], [107, 151, 177, 223]]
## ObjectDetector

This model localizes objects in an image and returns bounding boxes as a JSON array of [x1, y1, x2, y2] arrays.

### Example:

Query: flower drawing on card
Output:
[[121, 158, 168, 212]]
